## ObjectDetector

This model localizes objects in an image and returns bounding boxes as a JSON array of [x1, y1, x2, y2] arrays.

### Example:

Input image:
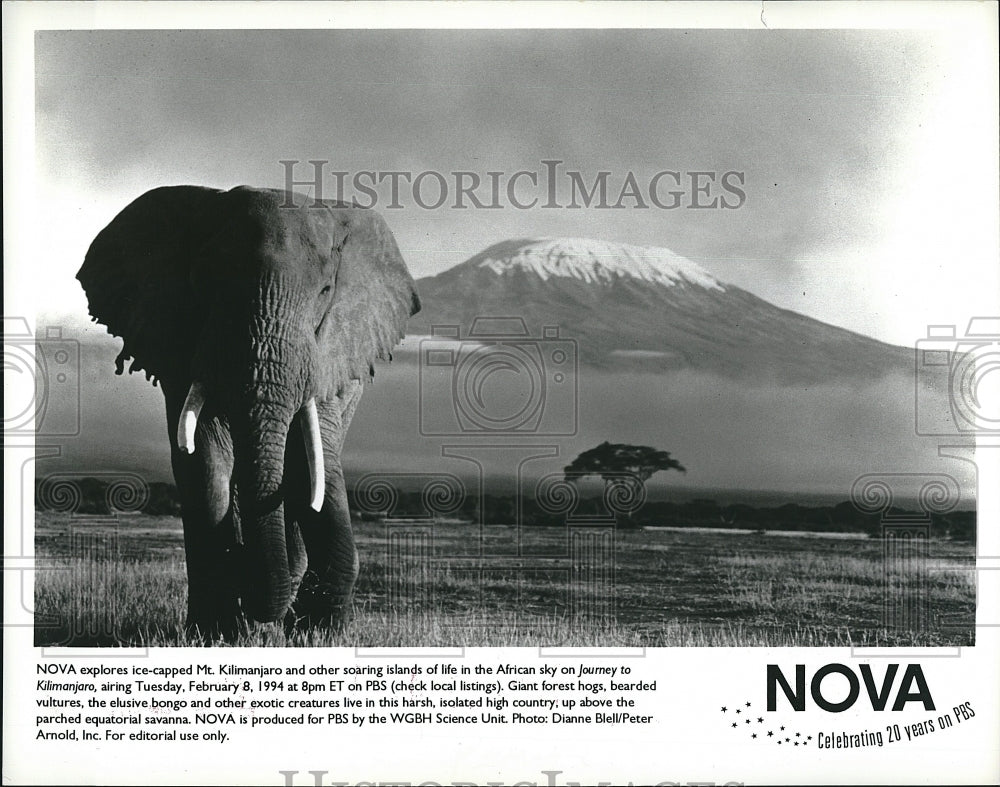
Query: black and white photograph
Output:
[[4, 2, 999, 785]]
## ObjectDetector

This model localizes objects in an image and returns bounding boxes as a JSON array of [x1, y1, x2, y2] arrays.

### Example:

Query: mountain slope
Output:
[[408, 237, 912, 384]]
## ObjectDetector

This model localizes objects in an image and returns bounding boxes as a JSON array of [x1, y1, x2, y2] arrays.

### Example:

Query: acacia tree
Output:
[[564, 442, 686, 526]]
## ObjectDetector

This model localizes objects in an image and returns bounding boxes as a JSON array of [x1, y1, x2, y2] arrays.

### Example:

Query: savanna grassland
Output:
[[34, 512, 976, 647]]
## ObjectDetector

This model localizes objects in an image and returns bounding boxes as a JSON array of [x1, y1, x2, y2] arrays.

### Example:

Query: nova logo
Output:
[[767, 664, 935, 712]]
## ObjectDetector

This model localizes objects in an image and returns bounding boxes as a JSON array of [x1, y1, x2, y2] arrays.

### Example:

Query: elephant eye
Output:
[[320, 285, 332, 296]]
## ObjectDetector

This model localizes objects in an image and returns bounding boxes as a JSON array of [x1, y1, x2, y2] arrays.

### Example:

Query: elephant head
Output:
[[77, 185, 420, 635]]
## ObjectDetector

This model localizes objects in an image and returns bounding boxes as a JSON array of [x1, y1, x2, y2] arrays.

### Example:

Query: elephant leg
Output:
[[286, 383, 363, 630], [164, 385, 244, 641]]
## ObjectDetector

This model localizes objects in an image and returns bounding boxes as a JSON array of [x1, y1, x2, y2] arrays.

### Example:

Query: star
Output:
[[721, 706, 727, 713], [745, 719, 751, 725], [795, 732, 801, 737], [785, 738, 790, 743], [757, 717, 763, 723], [767, 731, 774, 737], [803, 741, 808, 746], [745, 702, 751, 707], [731, 722, 737, 728], [736, 709, 741, 714], [777, 741, 782, 745], [780, 726, 785, 731], [807, 736, 812, 741], [751, 733, 757, 739], [794, 742, 799, 747]]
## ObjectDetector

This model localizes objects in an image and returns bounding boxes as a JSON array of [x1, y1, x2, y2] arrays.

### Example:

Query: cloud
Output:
[[46, 333, 974, 507], [34, 28, 997, 346]]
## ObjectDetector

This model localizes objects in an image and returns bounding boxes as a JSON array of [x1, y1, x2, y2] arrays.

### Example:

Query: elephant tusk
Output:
[[301, 398, 325, 512], [177, 381, 206, 454]]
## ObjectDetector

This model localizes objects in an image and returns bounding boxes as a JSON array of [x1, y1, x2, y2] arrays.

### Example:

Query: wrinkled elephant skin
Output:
[[77, 186, 420, 640]]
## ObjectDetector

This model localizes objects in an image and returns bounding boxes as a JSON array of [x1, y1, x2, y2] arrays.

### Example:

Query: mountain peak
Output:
[[469, 237, 725, 291], [412, 235, 911, 384]]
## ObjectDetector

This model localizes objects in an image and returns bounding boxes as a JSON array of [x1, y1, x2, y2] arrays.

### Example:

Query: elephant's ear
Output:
[[317, 204, 421, 397], [76, 186, 222, 385]]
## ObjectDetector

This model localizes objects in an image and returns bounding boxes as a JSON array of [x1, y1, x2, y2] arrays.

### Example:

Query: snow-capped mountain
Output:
[[476, 237, 725, 291], [409, 237, 912, 384]]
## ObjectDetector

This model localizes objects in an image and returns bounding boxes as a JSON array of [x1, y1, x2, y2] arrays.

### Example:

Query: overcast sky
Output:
[[32, 25, 999, 346]]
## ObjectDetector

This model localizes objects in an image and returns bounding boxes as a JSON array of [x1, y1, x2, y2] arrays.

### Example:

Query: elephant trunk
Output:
[[232, 391, 296, 622], [227, 319, 317, 623], [186, 274, 325, 623]]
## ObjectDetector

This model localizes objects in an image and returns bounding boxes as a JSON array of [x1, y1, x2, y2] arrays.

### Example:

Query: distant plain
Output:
[[35, 513, 975, 648]]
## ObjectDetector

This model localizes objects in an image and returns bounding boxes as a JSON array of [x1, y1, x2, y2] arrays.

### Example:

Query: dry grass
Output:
[[34, 513, 976, 647]]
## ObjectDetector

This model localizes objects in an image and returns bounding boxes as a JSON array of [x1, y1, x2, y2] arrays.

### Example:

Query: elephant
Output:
[[77, 185, 420, 640]]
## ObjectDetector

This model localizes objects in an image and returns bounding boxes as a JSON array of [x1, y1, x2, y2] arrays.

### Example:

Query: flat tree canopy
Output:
[[564, 441, 686, 483]]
